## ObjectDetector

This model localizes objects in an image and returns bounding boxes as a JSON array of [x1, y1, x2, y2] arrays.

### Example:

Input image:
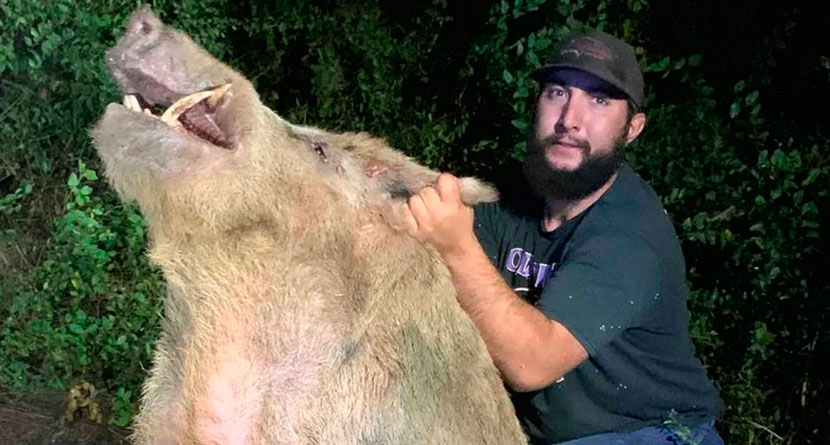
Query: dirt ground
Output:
[[0, 387, 129, 445]]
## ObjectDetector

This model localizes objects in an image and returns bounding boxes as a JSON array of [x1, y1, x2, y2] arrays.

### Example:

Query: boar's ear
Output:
[[376, 176, 498, 231], [457, 177, 499, 205], [373, 165, 499, 205], [365, 154, 498, 204]]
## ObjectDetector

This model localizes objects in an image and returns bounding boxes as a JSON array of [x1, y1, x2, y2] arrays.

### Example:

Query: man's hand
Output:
[[404, 173, 477, 258]]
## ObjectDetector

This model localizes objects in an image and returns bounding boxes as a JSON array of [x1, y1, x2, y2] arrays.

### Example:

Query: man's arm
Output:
[[404, 174, 588, 392]]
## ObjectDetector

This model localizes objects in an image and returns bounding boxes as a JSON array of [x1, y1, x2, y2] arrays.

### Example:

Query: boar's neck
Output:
[[149, 219, 359, 300]]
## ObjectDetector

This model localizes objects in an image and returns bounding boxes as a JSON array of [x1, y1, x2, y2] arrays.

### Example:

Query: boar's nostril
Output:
[[139, 20, 153, 35]]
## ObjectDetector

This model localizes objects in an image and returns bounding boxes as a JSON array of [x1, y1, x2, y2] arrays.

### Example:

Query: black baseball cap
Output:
[[531, 29, 645, 107]]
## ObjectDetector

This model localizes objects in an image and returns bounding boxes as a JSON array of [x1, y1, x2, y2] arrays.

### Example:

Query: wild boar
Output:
[[91, 6, 525, 445]]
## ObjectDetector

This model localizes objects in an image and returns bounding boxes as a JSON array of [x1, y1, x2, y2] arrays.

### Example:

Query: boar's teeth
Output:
[[160, 90, 215, 125], [123, 94, 141, 112], [206, 83, 232, 110]]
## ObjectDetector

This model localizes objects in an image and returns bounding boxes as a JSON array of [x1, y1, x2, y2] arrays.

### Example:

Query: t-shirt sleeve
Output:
[[536, 232, 661, 356], [473, 202, 503, 263]]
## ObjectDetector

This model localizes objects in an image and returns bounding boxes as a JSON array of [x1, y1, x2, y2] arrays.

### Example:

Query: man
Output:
[[403, 30, 724, 444]]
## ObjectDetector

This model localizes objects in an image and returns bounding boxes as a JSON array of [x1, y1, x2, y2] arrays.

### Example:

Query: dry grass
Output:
[[0, 387, 129, 445]]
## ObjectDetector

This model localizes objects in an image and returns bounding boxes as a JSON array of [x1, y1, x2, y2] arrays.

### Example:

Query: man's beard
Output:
[[523, 130, 627, 201]]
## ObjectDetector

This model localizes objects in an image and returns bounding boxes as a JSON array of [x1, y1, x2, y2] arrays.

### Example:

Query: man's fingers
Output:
[[400, 204, 420, 236], [407, 194, 432, 233], [419, 186, 441, 208], [436, 173, 460, 203]]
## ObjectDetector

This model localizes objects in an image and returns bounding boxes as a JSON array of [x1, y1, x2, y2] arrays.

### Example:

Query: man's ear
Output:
[[625, 112, 647, 144]]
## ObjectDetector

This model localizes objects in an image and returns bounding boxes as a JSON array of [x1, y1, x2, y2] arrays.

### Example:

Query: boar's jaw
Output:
[[114, 68, 235, 150]]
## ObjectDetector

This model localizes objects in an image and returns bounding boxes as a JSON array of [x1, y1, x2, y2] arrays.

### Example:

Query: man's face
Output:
[[524, 69, 644, 201]]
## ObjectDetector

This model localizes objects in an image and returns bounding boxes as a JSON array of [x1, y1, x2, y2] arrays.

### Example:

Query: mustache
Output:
[[537, 134, 591, 154]]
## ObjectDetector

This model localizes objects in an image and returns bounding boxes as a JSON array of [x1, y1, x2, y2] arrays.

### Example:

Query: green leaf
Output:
[[802, 168, 821, 186], [502, 69, 514, 84], [653, 56, 670, 72], [734, 79, 746, 93], [534, 37, 552, 50], [801, 202, 819, 216], [68, 324, 84, 334], [770, 149, 787, 168], [67, 173, 79, 187], [745, 90, 759, 105], [511, 118, 527, 130], [82, 169, 99, 181], [729, 102, 740, 118]]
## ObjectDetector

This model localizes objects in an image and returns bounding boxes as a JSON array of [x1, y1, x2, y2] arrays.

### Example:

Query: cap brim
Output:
[[532, 65, 630, 101]]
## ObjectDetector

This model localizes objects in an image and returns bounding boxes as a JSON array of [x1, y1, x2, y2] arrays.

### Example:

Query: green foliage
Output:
[[665, 409, 703, 445], [0, 0, 826, 441], [628, 72, 829, 442], [110, 386, 135, 427], [0, 161, 163, 424], [0, 180, 32, 215], [0, 0, 134, 171]]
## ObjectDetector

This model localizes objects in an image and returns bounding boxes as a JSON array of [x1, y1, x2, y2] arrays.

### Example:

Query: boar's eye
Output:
[[311, 142, 328, 162]]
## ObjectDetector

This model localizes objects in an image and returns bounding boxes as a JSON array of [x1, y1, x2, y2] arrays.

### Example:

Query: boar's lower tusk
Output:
[[160, 90, 215, 125], [123, 94, 141, 112]]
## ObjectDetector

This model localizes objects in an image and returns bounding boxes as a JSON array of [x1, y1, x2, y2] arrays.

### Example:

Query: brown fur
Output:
[[91, 7, 524, 445]]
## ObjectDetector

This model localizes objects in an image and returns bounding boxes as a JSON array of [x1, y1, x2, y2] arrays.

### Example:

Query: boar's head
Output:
[[91, 7, 496, 241]]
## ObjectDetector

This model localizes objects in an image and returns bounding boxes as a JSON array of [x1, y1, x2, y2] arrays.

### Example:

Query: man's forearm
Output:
[[441, 240, 578, 391], [402, 174, 586, 389]]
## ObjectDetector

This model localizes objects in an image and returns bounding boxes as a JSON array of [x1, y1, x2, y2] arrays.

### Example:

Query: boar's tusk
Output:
[[123, 94, 141, 112], [160, 90, 215, 125], [206, 83, 232, 110]]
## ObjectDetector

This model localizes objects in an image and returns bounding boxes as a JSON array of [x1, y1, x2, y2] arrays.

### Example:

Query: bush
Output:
[[0, 161, 163, 425]]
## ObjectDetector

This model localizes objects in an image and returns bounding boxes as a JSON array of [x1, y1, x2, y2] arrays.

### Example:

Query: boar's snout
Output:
[[130, 9, 158, 37], [107, 6, 162, 65]]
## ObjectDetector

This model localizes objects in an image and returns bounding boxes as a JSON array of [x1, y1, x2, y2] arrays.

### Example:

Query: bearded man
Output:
[[403, 30, 724, 444]]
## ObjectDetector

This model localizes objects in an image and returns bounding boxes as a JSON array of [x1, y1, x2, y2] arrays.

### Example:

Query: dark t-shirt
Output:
[[474, 164, 722, 444]]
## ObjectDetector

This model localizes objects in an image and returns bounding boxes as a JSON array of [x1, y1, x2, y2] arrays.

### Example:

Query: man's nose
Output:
[[554, 97, 583, 134]]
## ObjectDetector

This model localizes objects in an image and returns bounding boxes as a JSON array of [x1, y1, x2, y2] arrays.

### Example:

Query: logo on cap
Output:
[[560, 37, 615, 61]]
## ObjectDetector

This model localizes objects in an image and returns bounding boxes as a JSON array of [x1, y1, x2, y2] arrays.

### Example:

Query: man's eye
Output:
[[545, 87, 566, 98], [593, 96, 610, 106]]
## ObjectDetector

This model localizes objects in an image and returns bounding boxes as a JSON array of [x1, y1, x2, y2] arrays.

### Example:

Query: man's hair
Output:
[[626, 99, 638, 125]]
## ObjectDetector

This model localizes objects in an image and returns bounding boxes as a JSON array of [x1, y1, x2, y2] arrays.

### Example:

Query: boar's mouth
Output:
[[119, 78, 233, 149]]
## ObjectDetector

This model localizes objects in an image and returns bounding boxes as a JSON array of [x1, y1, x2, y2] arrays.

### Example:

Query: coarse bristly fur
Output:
[[91, 6, 524, 445]]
